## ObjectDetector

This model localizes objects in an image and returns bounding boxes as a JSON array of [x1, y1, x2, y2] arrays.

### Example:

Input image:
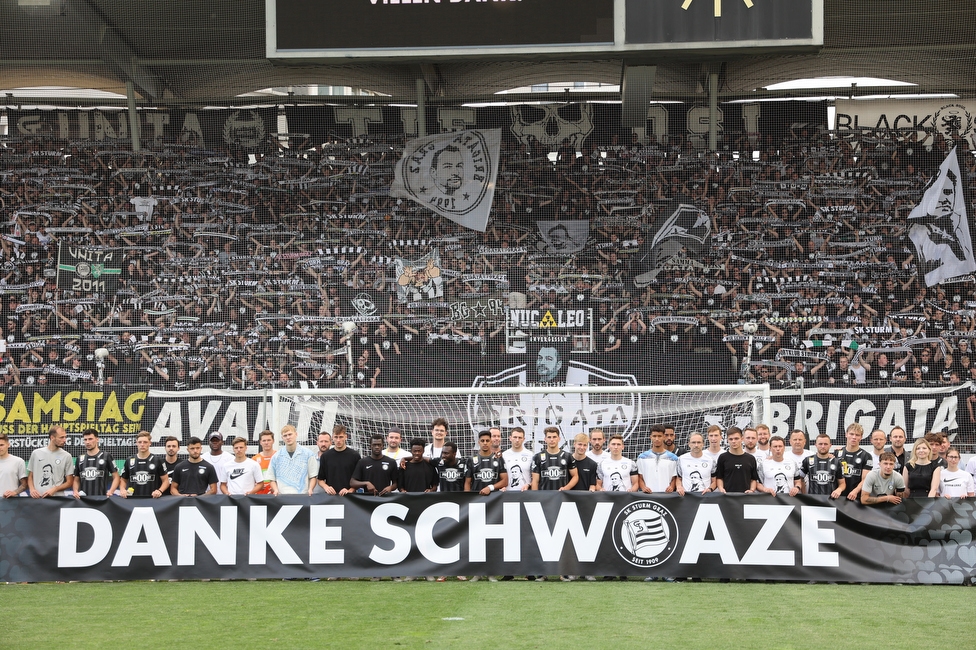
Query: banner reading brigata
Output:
[[2, 493, 974, 584]]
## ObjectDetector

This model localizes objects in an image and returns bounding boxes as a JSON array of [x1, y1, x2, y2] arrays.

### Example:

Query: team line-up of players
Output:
[[2, 420, 974, 506]]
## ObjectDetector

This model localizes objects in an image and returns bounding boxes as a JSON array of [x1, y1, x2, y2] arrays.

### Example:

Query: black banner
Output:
[[769, 384, 966, 444], [7, 108, 275, 151], [2, 493, 975, 584], [56, 245, 123, 295]]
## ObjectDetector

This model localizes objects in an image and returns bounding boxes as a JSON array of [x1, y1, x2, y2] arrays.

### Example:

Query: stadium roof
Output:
[[0, 0, 972, 106]]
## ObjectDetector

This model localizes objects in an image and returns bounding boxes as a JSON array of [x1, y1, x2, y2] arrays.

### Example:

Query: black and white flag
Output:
[[536, 220, 589, 254], [908, 147, 976, 286], [632, 197, 711, 288], [391, 129, 501, 232]]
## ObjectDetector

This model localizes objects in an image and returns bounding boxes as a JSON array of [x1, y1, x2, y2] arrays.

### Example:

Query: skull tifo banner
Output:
[[3, 493, 976, 584], [769, 383, 966, 444], [56, 245, 123, 295], [391, 129, 501, 232]]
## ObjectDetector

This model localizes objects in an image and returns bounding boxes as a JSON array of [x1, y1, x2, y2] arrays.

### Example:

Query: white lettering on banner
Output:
[[112, 507, 171, 567], [369, 503, 412, 565], [334, 108, 383, 137], [769, 392, 960, 442], [177, 506, 237, 566], [523, 502, 613, 562], [468, 502, 521, 563], [249, 505, 303, 565], [416, 502, 461, 564], [801, 506, 838, 567], [308, 504, 345, 564], [678, 504, 839, 567], [58, 508, 113, 568], [149, 398, 274, 442], [739, 505, 794, 566]]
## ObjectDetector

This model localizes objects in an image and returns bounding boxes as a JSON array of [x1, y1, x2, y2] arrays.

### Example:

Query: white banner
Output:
[[834, 99, 976, 146], [391, 129, 501, 232]]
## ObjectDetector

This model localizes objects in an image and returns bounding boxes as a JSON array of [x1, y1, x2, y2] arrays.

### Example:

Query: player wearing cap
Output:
[[202, 431, 234, 490]]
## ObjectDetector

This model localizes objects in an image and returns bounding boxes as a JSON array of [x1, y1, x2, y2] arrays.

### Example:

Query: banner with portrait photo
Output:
[[390, 129, 501, 232], [535, 220, 590, 254]]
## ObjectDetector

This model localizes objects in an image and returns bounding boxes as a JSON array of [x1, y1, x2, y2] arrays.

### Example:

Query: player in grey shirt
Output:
[[861, 452, 907, 505], [0, 433, 28, 497], [28, 426, 73, 498]]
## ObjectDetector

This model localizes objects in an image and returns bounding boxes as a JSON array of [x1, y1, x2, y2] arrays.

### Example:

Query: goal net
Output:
[[271, 385, 770, 459]]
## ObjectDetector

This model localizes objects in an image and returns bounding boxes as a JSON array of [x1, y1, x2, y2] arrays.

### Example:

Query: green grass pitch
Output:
[[2, 580, 970, 649]]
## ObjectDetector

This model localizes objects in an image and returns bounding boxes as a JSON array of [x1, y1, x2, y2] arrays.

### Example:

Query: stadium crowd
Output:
[[2, 116, 976, 432]]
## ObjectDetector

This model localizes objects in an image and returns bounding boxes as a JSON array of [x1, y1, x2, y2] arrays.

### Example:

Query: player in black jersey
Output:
[[434, 441, 468, 492], [120, 431, 169, 498], [162, 436, 183, 486], [835, 422, 872, 501], [73, 428, 120, 497], [800, 434, 845, 498], [170, 437, 219, 496], [531, 426, 578, 491], [571, 433, 598, 491], [350, 434, 398, 496], [400, 438, 438, 492], [465, 430, 507, 494]]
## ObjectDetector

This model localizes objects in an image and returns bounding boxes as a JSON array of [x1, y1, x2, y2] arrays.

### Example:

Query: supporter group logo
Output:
[[222, 110, 266, 147], [612, 500, 679, 567], [932, 104, 974, 141]]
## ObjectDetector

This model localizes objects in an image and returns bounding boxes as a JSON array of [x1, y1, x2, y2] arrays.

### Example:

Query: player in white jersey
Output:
[[636, 425, 679, 493], [703, 425, 724, 463], [757, 436, 802, 496], [676, 432, 716, 495], [939, 448, 976, 498], [867, 429, 887, 471], [787, 429, 812, 466], [755, 424, 772, 459], [585, 428, 608, 464], [596, 434, 638, 492], [221, 437, 265, 495], [423, 418, 449, 460], [502, 426, 533, 492]]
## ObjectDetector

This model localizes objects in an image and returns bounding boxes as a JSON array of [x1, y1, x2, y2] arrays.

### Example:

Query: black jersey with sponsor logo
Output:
[[466, 454, 506, 492], [572, 456, 598, 491], [74, 450, 117, 496], [352, 455, 397, 492], [800, 455, 844, 496], [531, 450, 576, 490], [835, 448, 873, 497], [171, 459, 218, 496], [121, 454, 166, 497], [434, 458, 469, 492]]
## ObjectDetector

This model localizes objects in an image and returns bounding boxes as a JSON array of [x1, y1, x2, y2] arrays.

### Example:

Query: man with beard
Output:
[[162, 436, 183, 489], [586, 428, 607, 465], [535, 346, 563, 384], [434, 441, 468, 493], [800, 434, 845, 497], [756, 424, 772, 457], [676, 433, 716, 495], [430, 145, 464, 196], [170, 437, 218, 497], [28, 426, 72, 498], [310, 431, 332, 494], [889, 426, 909, 472], [423, 418, 449, 460]]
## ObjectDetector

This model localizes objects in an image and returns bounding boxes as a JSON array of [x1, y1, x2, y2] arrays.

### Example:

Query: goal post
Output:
[[271, 384, 771, 458]]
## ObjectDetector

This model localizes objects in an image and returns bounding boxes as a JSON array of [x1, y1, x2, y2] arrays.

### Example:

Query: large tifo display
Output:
[[1, 493, 973, 584]]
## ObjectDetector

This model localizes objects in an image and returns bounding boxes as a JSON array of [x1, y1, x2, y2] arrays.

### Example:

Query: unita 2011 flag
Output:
[[908, 147, 976, 286], [391, 129, 501, 232], [56, 245, 122, 295]]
